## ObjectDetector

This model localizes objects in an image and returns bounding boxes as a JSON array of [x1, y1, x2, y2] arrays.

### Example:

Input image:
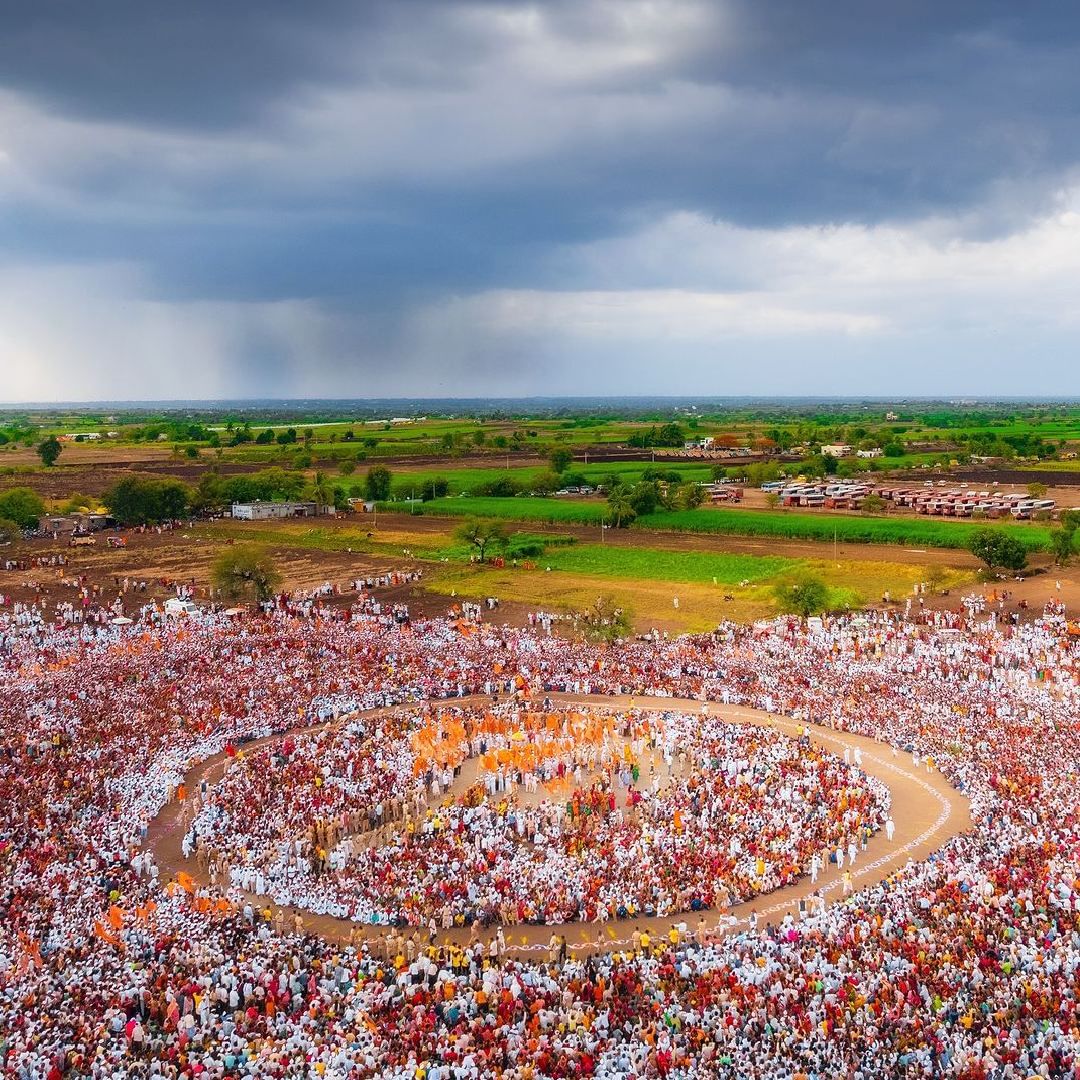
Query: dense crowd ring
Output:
[[1, 600, 1079, 1078], [185, 706, 887, 928]]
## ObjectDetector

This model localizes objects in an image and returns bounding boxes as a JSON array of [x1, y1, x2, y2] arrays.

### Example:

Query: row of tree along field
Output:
[[0, 466, 1068, 557]]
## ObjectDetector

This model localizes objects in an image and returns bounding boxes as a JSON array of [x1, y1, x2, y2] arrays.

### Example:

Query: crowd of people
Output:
[[0, 567, 421, 635], [185, 705, 885, 929], [0, 595, 1078, 1077]]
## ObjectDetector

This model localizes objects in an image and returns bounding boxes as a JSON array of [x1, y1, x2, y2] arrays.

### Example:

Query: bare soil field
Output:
[[0, 523, 535, 626], [914, 468, 1080, 488]]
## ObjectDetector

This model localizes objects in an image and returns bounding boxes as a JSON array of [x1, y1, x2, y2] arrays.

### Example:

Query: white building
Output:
[[231, 501, 320, 520], [820, 444, 853, 458]]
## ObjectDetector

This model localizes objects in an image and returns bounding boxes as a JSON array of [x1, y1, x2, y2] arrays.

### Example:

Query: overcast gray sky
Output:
[[3, 1, 1080, 401]]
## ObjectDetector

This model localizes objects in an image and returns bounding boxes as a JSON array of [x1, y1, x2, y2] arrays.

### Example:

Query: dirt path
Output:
[[147, 692, 971, 958]]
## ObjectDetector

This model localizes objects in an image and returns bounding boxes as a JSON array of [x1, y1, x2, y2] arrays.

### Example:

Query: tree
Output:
[[0, 487, 46, 529], [211, 545, 282, 603], [549, 447, 573, 474], [103, 476, 191, 525], [925, 565, 949, 595], [0, 516, 22, 548], [1050, 510, 1080, 565], [455, 518, 507, 562], [626, 481, 661, 517], [61, 493, 96, 513], [307, 471, 334, 509], [1026, 482, 1048, 499], [861, 494, 887, 514], [969, 529, 1028, 574], [764, 492, 780, 510], [474, 476, 523, 497], [773, 577, 830, 618], [1049, 527, 1077, 566], [605, 492, 637, 528], [656, 422, 685, 446], [37, 436, 62, 467], [580, 595, 632, 644], [364, 466, 393, 502], [530, 471, 560, 495], [420, 476, 450, 501], [674, 483, 705, 510]]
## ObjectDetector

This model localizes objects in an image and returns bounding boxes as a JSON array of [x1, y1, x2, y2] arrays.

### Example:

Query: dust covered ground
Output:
[[4, 513, 1077, 635]]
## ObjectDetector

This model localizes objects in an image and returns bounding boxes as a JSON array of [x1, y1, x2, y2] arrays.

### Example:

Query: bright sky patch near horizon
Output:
[[2, 1, 1080, 401]]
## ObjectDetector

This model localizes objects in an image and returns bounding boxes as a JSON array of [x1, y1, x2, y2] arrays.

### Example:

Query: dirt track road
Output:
[[148, 693, 971, 958]]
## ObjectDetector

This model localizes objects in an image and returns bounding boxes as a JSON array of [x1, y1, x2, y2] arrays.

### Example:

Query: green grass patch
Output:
[[198, 523, 446, 557], [412, 497, 1054, 551], [531, 544, 797, 585], [434, 539, 796, 585], [414, 496, 608, 525]]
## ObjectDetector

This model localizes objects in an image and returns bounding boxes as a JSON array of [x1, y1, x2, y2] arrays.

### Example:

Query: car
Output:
[[164, 599, 200, 618]]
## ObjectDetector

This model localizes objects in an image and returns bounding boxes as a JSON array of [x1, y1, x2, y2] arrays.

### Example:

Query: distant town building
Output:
[[231, 501, 321, 520], [885, 411, 899, 421], [856, 448, 884, 459], [820, 444, 853, 458], [683, 437, 715, 451]]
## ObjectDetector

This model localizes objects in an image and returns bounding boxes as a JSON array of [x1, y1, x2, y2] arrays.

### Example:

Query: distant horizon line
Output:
[[3, 395, 1080, 410]]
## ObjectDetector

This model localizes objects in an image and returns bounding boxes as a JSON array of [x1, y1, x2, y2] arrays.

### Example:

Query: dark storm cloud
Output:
[[0, 0, 384, 129], [3, 1, 1080, 398]]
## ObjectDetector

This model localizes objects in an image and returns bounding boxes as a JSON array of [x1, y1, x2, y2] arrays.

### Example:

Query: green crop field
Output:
[[638, 508, 1053, 550], [411, 496, 1055, 551], [415, 496, 607, 525], [521, 544, 797, 585], [366, 461, 716, 495]]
